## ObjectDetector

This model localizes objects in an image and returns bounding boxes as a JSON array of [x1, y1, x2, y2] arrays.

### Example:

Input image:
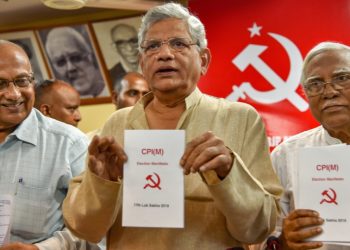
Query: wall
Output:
[[0, 1, 187, 135], [0, 8, 141, 134], [79, 103, 115, 133]]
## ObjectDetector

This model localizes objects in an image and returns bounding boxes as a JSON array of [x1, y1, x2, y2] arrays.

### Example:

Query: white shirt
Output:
[[271, 125, 348, 250]]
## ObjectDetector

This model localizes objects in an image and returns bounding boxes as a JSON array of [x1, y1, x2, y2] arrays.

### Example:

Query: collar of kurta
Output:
[[126, 87, 203, 129], [140, 87, 202, 110], [321, 126, 345, 145]]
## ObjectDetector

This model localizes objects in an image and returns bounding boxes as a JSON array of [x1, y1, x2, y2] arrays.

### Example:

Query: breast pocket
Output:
[[11, 184, 52, 240]]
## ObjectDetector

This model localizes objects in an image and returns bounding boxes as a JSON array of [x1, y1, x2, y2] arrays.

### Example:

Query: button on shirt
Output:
[[0, 109, 88, 244]]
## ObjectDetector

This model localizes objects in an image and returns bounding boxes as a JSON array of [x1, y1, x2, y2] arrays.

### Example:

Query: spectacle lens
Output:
[[141, 37, 197, 54], [304, 73, 350, 96], [0, 75, 34, 91]]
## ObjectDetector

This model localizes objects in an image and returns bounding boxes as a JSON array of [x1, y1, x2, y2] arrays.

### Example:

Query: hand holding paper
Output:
[[281, 209, 324, 250], [180, 131, 233, 178], [297, 145, 350, 243], [88, 135, 127, 181]]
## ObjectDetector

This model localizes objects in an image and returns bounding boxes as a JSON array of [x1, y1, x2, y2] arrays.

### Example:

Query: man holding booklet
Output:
[[63, 3, 282, 249], [259, 42, 350, 250]]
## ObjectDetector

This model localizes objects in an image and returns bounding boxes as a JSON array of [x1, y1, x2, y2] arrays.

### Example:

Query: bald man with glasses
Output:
[[0, 40, 98, 250]]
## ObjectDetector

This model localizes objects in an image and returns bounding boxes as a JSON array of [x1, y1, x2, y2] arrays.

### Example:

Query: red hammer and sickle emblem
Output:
[[320, 188, 338, 205], [143, 172, 161, 190]]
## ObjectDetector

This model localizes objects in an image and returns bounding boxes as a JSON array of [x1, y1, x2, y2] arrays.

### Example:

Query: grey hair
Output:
[[45, 27, 92, 57], [138, 3, 207, 51], [301, 41, 350, 85]]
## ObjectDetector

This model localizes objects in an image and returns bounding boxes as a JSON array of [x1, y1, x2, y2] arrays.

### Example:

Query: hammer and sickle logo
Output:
[[143, 172, 161, 190], [227, 30, 308, 112], [320, 188, 338, 205]]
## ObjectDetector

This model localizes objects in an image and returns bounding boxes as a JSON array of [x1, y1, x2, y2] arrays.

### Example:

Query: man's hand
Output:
[[0, 242, 39, 250], [281, 209, 324, 250], [180, 131, 233, 178], [88, 135, 127, 181]]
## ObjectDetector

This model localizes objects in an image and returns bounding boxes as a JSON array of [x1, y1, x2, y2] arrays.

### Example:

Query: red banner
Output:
[[189, 0, 350, 149]]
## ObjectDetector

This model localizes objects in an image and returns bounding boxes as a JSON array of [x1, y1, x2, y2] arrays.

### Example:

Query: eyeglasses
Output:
[[303, 73, 350, 97], [140, 37, 197, 55], [0, 75, 34, 92], [113, 38, 138, 49], [53, 53, 88, 68]]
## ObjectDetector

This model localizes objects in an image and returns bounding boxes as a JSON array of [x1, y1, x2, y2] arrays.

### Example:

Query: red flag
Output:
[[190, 0, 350, 149]]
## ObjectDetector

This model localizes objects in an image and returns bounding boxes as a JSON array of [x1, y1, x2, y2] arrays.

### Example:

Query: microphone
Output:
[[266, 236, 282, 250]]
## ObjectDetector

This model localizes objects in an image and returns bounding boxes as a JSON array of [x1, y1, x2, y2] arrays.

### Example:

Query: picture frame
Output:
[[92, 16, 142, 92], [0, 30, 50, 84], [36, 24, 111, 104]]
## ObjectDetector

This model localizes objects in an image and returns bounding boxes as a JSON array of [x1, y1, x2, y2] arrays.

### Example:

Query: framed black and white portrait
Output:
[[37, 24, 110, 103], [0, 30, 49, 84], [92, 16, 142, 92]]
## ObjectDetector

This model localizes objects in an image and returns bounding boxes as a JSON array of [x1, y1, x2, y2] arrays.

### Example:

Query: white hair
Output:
[[138, 3, 207, 51]]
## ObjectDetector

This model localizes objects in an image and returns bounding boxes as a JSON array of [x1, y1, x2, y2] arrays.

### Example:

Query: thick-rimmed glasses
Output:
[[0, 75, 35, 92], [140, 37, 197, 55], [303, 73, 350, 97]]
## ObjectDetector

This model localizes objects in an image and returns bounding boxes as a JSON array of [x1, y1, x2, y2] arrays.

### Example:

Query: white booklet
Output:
[[297, 144, 350, 242], [0, 194, 13, 246], [122, 130, 185, 228]]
